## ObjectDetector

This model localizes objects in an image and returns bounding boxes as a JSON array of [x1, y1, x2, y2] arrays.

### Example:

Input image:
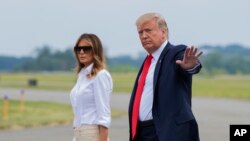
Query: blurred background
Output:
[[0, 0, 250, 141]]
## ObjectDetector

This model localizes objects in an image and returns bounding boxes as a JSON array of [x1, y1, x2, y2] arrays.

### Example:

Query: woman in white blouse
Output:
[[70, 33, 113, 141]]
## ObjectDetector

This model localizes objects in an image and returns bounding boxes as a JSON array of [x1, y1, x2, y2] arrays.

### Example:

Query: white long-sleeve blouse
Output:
[[70, 63, 113, 128]]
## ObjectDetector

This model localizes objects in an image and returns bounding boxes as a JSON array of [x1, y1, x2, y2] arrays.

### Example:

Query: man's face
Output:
[[137, 20, 166, 53]]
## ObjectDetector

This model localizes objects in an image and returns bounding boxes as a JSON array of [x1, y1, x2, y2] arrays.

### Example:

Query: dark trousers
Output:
[[134, 120, 159, 141]]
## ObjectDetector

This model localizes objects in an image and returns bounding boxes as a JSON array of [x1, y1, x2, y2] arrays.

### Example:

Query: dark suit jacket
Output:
[[128, 42, 201, 141]]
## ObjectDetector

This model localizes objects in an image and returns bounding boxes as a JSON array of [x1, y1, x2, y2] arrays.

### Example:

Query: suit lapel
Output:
[[153, 42, 172, 93], [130, 42, 172, 115]]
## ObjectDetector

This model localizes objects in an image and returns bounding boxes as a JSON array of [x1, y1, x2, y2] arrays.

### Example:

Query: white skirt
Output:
[[73, 125, 100, 141]]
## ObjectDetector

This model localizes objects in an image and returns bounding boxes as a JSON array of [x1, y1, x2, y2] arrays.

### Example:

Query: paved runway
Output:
[[1, 88, 250, 141]]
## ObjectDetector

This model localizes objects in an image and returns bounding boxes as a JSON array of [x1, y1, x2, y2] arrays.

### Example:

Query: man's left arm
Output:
[[186, 61, 202, 74]]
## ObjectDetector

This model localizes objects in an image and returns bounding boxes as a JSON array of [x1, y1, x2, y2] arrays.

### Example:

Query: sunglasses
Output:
[[74, 46, 92, 54]]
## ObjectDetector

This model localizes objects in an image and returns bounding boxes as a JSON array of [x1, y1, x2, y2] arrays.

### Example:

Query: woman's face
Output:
[[75, 39, 94, 67]]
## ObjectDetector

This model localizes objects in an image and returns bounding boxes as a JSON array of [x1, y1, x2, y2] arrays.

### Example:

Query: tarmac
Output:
[[1, 88, 250, 141]]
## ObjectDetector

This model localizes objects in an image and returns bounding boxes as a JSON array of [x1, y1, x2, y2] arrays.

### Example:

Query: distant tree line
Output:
[[10, 46, 76, 71], [1, 44, 250, 75], [200, 44, 250, 75]]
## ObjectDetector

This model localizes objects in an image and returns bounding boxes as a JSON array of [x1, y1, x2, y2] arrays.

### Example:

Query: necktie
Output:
[[132, 54, 153, 139]]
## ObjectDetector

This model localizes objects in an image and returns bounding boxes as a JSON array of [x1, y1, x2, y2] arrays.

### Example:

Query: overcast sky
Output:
[[0, 0, 249, 57]]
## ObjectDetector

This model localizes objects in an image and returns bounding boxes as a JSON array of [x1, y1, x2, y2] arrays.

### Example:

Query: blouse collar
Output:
[[80, 63, 94, 75]]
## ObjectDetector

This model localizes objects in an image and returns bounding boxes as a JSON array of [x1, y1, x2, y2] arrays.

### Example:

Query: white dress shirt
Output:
[[70, 63, 113, 128], [139, 40, 168, 121], [139, 40, 201, 121]]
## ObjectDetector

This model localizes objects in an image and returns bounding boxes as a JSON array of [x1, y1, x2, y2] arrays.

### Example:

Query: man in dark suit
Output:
[[128, 12, 203, 141]]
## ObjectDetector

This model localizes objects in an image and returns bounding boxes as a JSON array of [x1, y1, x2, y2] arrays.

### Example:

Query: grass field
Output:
[[1, 72, 250, 100], [0, 100, 73, 130], [0, 72, 76, 91], [0, 99, 126, 130], [0, 72, 250, 130], [193, 75, 250, 99], [0, 72, 138, 93]]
